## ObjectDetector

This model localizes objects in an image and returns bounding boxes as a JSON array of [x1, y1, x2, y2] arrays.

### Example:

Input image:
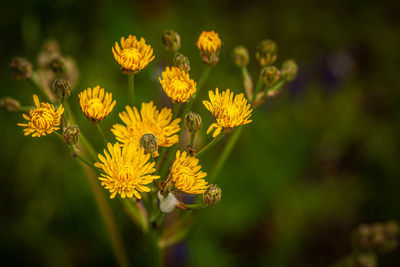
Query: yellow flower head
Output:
[[197, 30, 221, 65], [159, 66, 197, 103], [112, 35, 155, 74], [111, 102, 181, 156], [170, 150, 207, 195], [17, 94, 64, 137], [203, 88, 253, 137], [78, 85, 116, 123], [95, 142, 160, 199]]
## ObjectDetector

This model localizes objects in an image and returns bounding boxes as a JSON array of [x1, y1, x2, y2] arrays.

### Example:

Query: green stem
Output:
[[241, 67, 253, 100], [19, 106, 34, 112], [172, 102, 180, 118], [189, 133, 196, 150], [253, 77, 263, 101], [261, 80, 285, 99], [196, 133, 225, 157], [122, 198, 149, 233], [29, 72, 51, 101], [128, 74, 135, 106], [96, 123, 108, 145], [183, 203, 205, 210], [183, 65, 212, 114], [209, 126, 244, 183]]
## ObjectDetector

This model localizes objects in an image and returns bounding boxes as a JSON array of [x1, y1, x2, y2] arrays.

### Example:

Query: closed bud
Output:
[[140, 133, 158, 155], [62, 125, 80, 145], [49, 57, 66, 76], [173, 53, 191, 72], [256, 40, 277, 66], [185, 112, 202, 134], [281, 59, 298, 81], [0, 97, 21, 112], [203, 184, 221, 206], [261, 66, 281, 87], [52, 78, 71, 100], [232, 46, 249, 67], [162, 30, 181, 52], [10, 57, 32, 80]]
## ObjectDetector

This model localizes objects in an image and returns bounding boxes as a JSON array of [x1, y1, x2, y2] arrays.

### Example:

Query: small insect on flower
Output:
[[112, 35, 155, 74], [170, 150, 208, 195], [112, 102, 181, 156], [78, 85, 116, 123], [203, 88, 253, 137], [159, 66, 197, 103], [17, 94, 64, 137], [95, 142, 160, 199], [197, 30, 222, 65]]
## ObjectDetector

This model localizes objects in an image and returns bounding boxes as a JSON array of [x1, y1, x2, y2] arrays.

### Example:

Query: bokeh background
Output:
[[1, 0, 400, 266]]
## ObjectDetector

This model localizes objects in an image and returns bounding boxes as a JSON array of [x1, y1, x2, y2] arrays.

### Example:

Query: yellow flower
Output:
[[112, 35, 155, 74], [78, 85, 116, 123], [111, 102, 181, 156], [159, 66, 197, 103], [197, 30, 221, 65], [95, 142, 160, 199], [203, 88, 253, 137], [170, 150, 207, 195], [17, 94, 64, 137]]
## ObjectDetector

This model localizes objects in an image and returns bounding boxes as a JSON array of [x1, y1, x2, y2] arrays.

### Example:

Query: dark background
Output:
[[1, 0, 400, 266]]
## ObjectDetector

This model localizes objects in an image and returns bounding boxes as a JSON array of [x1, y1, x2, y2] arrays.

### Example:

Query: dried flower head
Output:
[[232, 46, 249, 67], [161, 30, 181, 52], [256, 39, 277, 66], [17, 95, 64, 137], [111, 102, 181, 156], [62, 125, 80, 145], [10, 57, 32, 80], [203, 88, 253, 137], [197, 30, 221, 65], [170, 150, 207, 195], [95, 142, 160, 199], [112, 35, 155, 74], [78, 85, 116, 123], [159, 66, 197, 103]]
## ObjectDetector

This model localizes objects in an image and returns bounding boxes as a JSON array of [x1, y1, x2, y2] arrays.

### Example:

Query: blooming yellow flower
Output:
[[112, 35, 155, 74], [197, 30, 221, 65], [95, 142, 160, 199], [159, 66, 197, 103], [111, 102, 181, 156], [17, 94, 64, 137], [78, 85, 116, 123], [170, 150, 207, 195], [203, 88, 253, 137]]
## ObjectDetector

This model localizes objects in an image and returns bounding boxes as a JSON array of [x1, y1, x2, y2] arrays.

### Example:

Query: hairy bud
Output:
[[140, 133, 158, 155], [52, 78, 71, 100], [203, 184, 222, 206], [10, 57, 32, 80], [62, 125, 80, 145], [256, 40, 277, 66], [162, 30, 181, 52], [261, 66, 281, 87], [232, 46, 249, 67], [185, 112, 202, 134], [49, 57, 66, 76], [173, 53, 191, 72], [281, 59, 298, 82]]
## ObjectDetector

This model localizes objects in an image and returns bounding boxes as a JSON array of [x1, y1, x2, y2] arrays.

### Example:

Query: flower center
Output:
[[171, 78, 189, 93], [121, 48, 141, 63], [86, 98, 104, 116], [117, 164, 140, 184], [31, 108, 55, 130]]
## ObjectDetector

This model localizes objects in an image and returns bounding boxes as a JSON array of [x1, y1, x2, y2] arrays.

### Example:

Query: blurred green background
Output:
[[1, 0, 400, 266]]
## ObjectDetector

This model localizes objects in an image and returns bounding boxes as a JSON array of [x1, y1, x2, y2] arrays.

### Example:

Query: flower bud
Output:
[[173, 53, 191, 72], [158, 191, 180, 213], [49, 57, 66, 76], [185, 112, 202, 134], [162, 30, 181, 52], [203, 184, 221, 206], [10, 57, 32, 80], [197, 30, 221, 66], [62, 125, 80, 145], [140, 133, 158, 155], [232, 46, 249, 67], [256, 40, 277, 66], [0, 97, 21, 112], [52, 78, 71, 100], [261, 66, 281, 87], [281, 59, 298, 82]]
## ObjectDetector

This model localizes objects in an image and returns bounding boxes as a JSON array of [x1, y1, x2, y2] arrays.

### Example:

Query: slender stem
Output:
[[122, 198, 149, 233], [183, 65, 212, 114], [29, 72, 51, 101], [183, 203, 205, 210], [128, 74, 135, 106], [261, 80, 285, 99], [172, 102, 180, 118], [96, 123, 108, 145], [241, 67, 253, 100], [209, 126, 244, 183], [156, 147, 167, 169], [253, 77, 263, 101], [189, 133, 196, 150], [196, 133, 225, 157]]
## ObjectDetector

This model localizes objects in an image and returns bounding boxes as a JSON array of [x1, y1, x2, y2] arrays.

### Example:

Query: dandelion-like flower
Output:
[[95, 142, 160, 199], [170, 150, 207, 195], [78, 85, 116, 123], [111, 102, 181, 156], [159, 66, 197, 103], [17, 94, 64, 137], [112, 35, 155, 74], [197, 30, 221, 65], [203, 88, 253, 137]]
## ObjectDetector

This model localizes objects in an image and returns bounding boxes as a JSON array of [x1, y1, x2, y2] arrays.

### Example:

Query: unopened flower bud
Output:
[[203, 184, 221, 206], [261, 66, 281, 87], [140, 133, 158, 155], [197, 30, 221, 66], [10, 57, 32, 80], [62, 125, 80, 145], [256, 40, 277, 66], [52, 78, 71, 100], [158, 191, 180, 213], [0, 97, 21, 112], [185, 112, 202, 134], [162, 30, 181, 52], [173, 53, 191, 72], [281, 59, 298, 81], [232, 46, 249, 67], [49, 57, 66, 76]]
